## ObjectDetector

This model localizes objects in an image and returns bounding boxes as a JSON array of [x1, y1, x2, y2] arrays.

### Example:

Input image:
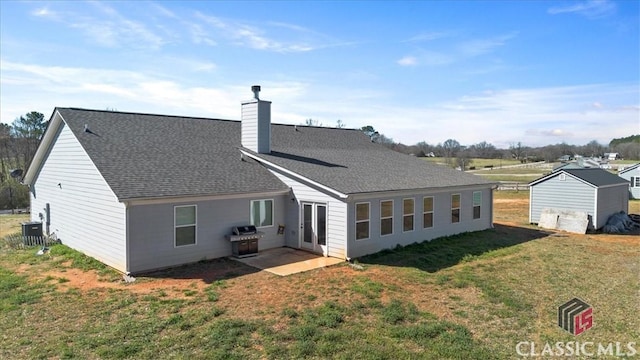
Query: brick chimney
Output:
[[241, 85, 271, 154]]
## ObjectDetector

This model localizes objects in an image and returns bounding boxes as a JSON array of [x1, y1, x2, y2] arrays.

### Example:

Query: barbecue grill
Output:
[[226, 225, 263, 258]]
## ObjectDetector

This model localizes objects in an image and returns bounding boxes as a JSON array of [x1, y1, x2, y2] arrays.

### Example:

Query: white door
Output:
[[300, 202, 327, 255]]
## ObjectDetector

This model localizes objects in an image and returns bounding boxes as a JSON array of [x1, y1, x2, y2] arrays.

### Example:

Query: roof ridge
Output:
[[58, 107, 237, 123], [272, 123, 361, 132]]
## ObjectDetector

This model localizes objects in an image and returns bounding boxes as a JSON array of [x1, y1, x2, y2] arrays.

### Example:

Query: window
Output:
[[317, 205, 327, 246], [250, 199, 273, 227], [632, 177, 640, 187], [175, 205, 196, 247], [356, 202, 370, 240], [380, 200, 393, 236], [473, 191, 481, 219], [403, 198, 414, 232], [451, 194, 460, 223], [423, 196, 434, 228]]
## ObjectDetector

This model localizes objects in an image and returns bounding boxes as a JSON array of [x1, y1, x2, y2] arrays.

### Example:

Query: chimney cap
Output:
[[251, 85, 261, 99]]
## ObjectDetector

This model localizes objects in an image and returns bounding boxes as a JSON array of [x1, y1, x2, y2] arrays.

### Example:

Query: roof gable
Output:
[[29, 108, 288, 200]]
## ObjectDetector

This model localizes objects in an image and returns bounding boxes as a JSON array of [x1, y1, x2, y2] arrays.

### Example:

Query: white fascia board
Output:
[[346, 183, 495, 202], [123, 189, 291, 207], [240, 149, 348, 200], [23, 110, 64, 185]]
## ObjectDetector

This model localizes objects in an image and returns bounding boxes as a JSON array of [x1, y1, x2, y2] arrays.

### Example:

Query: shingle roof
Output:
[[564, 168, 629, 187], [251, 124, 494, 194], [56, 108, 289, 200], [531, 168, 629, 187], [53, 108, 493, 200]]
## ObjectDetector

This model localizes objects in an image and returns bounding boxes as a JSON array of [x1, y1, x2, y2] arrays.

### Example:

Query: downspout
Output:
[[124, 201, 131, 275], [490, 185, 497, 228], [592, 187, 598, 230]]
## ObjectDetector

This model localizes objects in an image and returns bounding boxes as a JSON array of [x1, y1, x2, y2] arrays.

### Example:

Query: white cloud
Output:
[[195, 12, 330, 53], [396, 50, 454, 67], [31, 6, 59, 20], [0, 60, 238, 121], [189, 23, 217, 46], [397, 32, 517, 68], [548, 0, 617, 19], [1, 60, 637, 149], [30, 2, 166, 50], [528, 129, 572, 137], [457, 32, 518, 57], [404, 31, 454, 43], [397, 56, 418, 66]]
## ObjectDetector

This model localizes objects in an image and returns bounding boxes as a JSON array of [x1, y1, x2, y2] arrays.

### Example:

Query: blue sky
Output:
[[1, 0, 638, 148]]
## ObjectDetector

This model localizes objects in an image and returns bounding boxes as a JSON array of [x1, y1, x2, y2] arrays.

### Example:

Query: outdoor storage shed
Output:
[[529, 168, 629, 230], [618, 163, 640, 199]]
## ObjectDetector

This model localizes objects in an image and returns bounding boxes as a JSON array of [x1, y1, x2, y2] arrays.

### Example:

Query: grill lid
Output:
[[233, 225, 257, 235]]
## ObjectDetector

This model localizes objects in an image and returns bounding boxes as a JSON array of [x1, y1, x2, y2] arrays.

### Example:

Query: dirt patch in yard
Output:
[[22, 255, 482, 322], [10, 194, 635, 325]]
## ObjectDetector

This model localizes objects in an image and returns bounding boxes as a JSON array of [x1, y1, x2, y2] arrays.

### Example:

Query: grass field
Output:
[[1, 193, 639, 359], [422, 157, 523, 168]]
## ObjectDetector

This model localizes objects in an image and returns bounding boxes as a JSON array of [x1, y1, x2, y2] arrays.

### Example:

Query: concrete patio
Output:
[[231, 247, 344, 276]]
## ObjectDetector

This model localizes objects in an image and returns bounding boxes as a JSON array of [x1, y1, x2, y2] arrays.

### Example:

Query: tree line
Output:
[[0, 112, 48, 211], [361, 125, 640, 169], [0, 113, 638, 210]]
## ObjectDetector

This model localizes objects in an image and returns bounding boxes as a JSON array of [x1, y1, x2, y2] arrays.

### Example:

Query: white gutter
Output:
[[123, 189, 291, 206]]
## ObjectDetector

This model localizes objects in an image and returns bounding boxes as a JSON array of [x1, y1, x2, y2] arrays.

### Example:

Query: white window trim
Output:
[[355, 202, 370, 241], [250, 199, 274, 228], [451, 193, 461, 224], [423, 196, 434, 229], [174, 205, 197, 248], [403, 198, 414, 233], [473, 191, 482, 220], [380, 199, 394, 236], [632, 176, 639, 187]]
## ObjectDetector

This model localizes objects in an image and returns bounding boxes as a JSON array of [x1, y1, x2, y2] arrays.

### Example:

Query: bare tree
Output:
[[442, 139, 461, 161], [509, 142, 525, 160], [304, 118, 322, 127], [469, 141, 499, 158], [456, 149, 474, 171]]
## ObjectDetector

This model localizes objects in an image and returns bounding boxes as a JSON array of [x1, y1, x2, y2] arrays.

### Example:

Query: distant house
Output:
[[552, 162, 584, 172], [604, 152, 620, 161], [23, 86, 496, 274], [553, 157, 612, 173], [618, 163, 640, 199], [558, 155, 573, 162], [529, 168, 629, 230]]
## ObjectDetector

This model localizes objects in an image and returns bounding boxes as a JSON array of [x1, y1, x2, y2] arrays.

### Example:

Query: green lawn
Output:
[[422, 157, 523, 168], [1, 192, 638, 359]]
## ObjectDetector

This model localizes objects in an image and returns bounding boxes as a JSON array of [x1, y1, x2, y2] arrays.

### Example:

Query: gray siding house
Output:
[[529, 168, 629, 230], [618, 163, 640, 199], [24, 87, 496, 274]]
